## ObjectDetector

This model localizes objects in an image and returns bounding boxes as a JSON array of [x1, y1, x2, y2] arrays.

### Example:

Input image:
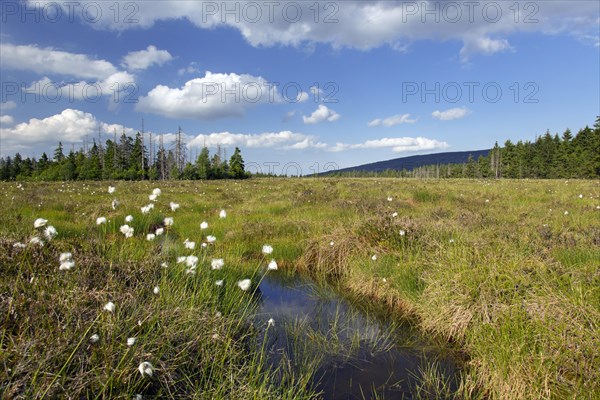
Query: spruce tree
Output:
[[62, 151, 77, 180], [465, 155, 478, 178], [229, 147, 246, 179], [38, 153, 49, 173], [196, 147, 211, 179], [54, 142, 64, 163]]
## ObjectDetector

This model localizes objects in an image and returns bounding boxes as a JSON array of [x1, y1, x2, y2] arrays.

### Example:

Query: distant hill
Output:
[[323, 149, 491, 175]]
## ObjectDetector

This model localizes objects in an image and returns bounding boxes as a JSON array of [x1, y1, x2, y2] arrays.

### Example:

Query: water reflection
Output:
[[252, 273, 462, 399]]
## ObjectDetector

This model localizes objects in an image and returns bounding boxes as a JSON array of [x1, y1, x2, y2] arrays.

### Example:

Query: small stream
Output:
[[252, 273, 464, 399]]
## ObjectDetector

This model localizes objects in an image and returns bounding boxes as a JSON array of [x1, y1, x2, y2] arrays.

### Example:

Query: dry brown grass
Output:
[[297, 228, 366, 279]]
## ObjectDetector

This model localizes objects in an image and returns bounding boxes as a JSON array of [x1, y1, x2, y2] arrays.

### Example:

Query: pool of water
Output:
[[252, 273, 463, 399]]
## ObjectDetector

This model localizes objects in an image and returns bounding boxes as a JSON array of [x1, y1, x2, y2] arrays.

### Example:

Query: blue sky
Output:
[[1, 1, 599, 174]]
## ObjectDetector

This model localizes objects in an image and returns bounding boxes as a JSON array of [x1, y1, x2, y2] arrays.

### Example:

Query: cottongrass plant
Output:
[[237, 279, 251, 291], [120, 224, 134, 238], [211, 258, 224, 270], [1, 203, 315, 398], [103, 301, 116, 313], [267, 260, 278, 270], [59, 252, 75, 271], [34, 218, 47, 228], [29, 236, 44, 247], [43, 225, 58, 240]]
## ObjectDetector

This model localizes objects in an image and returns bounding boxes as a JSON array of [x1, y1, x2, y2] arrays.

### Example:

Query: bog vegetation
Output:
[[1, 178, 598, 399]]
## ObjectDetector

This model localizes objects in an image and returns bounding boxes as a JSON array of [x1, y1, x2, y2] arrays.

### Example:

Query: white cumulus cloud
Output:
[[330, 137, 449, 153], [0, 115, 14, 125], [136, 71, 282, 120], [432, 107, 471, 121], [24, 72, 135, 101], [0, 108, 449, 158], [1, 43, 135, 103], [0, 43, 118, 80], [178, 62, 201, 76], [187, 131, 327, 150], [368, 113, 416, 127], [185, 131, 446, 154], [0, 109, 135, 154], [23, 1, 600, 59], [460, 37, 513, 62], [303, 104, 340, 124], [0, 101, 17, 111], [122, 45, 173, 70], [296, 92, 309, 103]]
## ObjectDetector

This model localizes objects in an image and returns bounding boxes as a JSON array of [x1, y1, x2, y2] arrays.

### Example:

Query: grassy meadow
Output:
[[1, 178, 598, 399]]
